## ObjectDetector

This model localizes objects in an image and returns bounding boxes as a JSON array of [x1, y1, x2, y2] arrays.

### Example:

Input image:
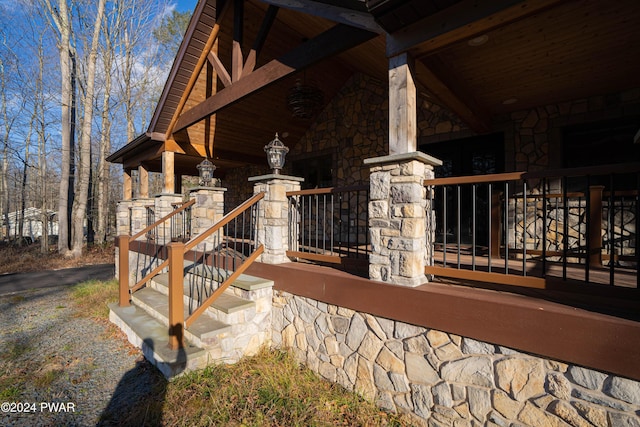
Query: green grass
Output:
[[73, 280, 414, 426], [71, 279, 119, 319]]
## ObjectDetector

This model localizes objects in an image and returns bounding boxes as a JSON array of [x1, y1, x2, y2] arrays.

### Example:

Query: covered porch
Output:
[[108, 0, 640, 424]]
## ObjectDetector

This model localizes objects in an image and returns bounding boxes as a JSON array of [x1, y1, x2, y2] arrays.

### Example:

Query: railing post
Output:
[[249, 174, 304, 264], [589, 185, 605, 267], [167, 241, 185, 350], [117, 235, 130, 307]]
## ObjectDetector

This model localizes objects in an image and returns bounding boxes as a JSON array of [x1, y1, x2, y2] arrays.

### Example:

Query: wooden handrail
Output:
[[286, 184, 369, 197], [425, 172, 525, 186], [130, 259, 169, 294], [130, 199, 195, 241], [184, 245, 264, 329], [184, 192, 264, 252]]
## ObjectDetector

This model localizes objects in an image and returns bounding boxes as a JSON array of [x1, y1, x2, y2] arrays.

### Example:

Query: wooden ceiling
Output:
[[112, 0, 640, 175]]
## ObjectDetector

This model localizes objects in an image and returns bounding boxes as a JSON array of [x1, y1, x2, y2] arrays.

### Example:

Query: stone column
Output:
[[249, 174, 304, 264], [189, 186, 226, 249], [116, 199, 134, 236], [364, 152, 442, 287], [130, 198, 154, 236], [155, 193, 184, 244]]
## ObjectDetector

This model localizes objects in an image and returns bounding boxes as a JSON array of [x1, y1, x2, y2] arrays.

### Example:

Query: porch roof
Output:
[[108, 0, 640, 175]]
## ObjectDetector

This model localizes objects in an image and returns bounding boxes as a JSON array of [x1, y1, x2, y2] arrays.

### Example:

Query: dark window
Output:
[[292, 154, 333, 189]]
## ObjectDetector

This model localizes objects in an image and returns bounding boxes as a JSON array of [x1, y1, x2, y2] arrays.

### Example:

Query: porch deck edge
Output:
[[247, 261, 640, 381]]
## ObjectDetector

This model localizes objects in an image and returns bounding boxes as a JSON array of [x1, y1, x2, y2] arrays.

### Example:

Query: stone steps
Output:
[[109, 262, 275, 378]]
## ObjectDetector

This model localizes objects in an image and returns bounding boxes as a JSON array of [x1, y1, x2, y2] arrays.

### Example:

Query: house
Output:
[[107, 1, 640, 425], [1, 207, 57, 242]]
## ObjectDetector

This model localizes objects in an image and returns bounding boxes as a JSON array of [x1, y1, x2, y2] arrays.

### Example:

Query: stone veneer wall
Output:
[[272, 291, 640, 427]]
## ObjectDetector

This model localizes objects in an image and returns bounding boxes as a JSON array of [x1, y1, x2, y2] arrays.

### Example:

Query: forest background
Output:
[[0, 0, 195, 257]]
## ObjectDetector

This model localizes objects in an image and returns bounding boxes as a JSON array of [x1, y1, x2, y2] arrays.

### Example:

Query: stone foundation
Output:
[[272, 291, 640, 426]]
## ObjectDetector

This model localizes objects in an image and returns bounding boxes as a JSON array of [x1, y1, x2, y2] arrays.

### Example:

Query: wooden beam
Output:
[[138, 164, 149, 198], [162, 151, 175, 194], [242, 5, 279, 77], [164, 1, 231, 139], [123, 169, 132, 200], [387, 0, 564, 58], [388, 53, 417, 155], [416, 56, 491, 134], [208, 51, 232, 87], [260, 0, 381, 33], [232, 0, 244, 82], [174, 24, 377, 133]]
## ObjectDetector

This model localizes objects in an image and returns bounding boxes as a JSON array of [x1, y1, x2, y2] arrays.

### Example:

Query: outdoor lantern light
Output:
[[264, 133, 289, 174], [197, 157, 216, 186]]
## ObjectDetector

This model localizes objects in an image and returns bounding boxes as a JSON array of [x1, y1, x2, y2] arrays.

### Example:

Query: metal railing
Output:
[[166, 192, 265, 348], [117, 199, 196, 305], [286, 185, 369, 264], [425, 163, 639, 289]]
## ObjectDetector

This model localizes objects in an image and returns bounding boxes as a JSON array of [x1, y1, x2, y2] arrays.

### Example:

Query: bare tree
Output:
[[40, 0, 75, 255]]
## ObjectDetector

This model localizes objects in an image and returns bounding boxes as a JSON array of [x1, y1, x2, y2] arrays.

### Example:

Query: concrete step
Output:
[[131, 287, 232, 348], [109, 302, 222, 378], [152, 272, 255, 315]]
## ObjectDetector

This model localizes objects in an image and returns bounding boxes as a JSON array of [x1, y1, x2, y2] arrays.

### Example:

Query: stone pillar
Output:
[[116, 199, 134, 236], [249, 174, 304, 264], [155, 193, 184, 244], [130, 198, 154, 236], [189, 186, 227, 249], [364, 152, 442, 287]]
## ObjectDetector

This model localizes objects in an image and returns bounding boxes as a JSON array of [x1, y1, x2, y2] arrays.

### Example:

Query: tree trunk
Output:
[[69, 0, 106, 258]]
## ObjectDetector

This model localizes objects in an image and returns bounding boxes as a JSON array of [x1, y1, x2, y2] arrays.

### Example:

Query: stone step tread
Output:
[[108, 302, 206, 370], [132, 287, 232, 340], [182, 261, 275, 291], [153, 273, 255, 314]]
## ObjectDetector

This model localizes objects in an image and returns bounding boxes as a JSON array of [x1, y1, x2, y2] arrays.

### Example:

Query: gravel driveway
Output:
[[0, 285, 165, 426]]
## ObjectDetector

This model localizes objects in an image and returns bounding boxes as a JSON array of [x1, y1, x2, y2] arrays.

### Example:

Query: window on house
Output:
[[292, 154, 333, 189]]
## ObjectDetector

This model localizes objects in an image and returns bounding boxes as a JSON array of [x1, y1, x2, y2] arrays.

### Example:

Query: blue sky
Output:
[[175, 0, 198, 13]]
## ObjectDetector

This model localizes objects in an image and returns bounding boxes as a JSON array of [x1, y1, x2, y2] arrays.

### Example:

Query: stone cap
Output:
[[188, 186, 228, 192], [248, 174, 305, 183], [364, 151, 442, 167]]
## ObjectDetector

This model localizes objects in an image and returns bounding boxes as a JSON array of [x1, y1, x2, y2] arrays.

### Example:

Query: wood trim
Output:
[[208, 51, 232, 87], [246, 261, 640, 380], [260, 0, 381, 33], [164, 1, 231, 139], [387, 0, 564, 58], [425, 172, 525, 186], [174, 24, 377, 133], [286, 184, 368, 196], [425, 265, 547, 289], [242, 5, 279, 77], [286, 250, 342, 264]]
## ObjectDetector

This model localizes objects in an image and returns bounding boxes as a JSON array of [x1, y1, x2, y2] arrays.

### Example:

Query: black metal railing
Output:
[[286, 185, 369, 264], [425, 163, 639, 289]]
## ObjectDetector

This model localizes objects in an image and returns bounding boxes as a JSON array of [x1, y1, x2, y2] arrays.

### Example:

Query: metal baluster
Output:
[[488, 184, 492, 272], [472, 184, 476, 271], [505, 182, 509, 274], [457, 185, 461, 269], [330, 194, 335, 256], [523, 181, 527, 276], [562, 176, 568, 281], [542, 178, 547, 277], [322, 194, 327, 254], [443, 186, 447, 267], [609, 174, 615, 285], [585, 175, 591, 283]]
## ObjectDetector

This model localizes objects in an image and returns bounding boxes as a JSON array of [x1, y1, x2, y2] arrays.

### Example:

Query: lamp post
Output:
[[264, 133, 289, 174], [196, 158, 216, 186]]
